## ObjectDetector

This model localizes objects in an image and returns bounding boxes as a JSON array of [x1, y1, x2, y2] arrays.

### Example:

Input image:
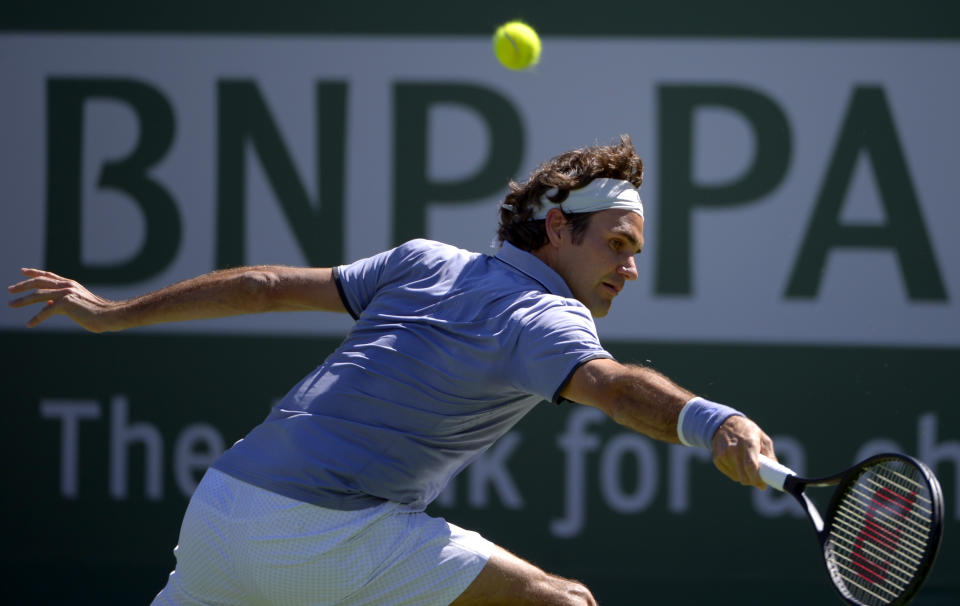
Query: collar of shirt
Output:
[[494, 242, 574, 299]]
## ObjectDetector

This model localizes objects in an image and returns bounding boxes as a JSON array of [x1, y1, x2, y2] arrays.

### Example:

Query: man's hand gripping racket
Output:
[[759, 454, 944, 606]]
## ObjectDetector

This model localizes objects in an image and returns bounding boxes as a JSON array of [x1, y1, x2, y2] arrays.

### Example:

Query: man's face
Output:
[[552, 209, 644, 317]]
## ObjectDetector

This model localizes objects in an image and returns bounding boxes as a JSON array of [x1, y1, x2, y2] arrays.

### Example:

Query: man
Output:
[[9, 135, 775, 606]]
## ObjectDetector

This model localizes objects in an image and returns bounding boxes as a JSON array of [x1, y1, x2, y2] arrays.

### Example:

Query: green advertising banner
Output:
[[3, 333, 957, 604]]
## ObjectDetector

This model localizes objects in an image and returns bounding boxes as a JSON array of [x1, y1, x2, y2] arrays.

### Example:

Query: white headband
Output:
[[531, 178, 644, 220]]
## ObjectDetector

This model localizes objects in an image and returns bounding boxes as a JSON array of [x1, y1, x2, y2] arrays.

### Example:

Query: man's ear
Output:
[[544, 208, 568, 247]]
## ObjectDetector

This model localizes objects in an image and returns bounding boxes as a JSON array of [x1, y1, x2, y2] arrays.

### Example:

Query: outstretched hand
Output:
[[8, 268, 119, 332], [711, 415, 776, 490]]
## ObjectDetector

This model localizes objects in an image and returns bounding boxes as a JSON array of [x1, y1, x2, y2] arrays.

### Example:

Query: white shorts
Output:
[[151, 468, 494, 606]]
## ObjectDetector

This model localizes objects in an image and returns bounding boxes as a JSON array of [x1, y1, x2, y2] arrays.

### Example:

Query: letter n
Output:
[[217, 80, 347, 267]]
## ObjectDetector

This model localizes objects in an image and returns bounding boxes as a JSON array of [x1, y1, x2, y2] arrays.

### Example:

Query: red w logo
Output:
[[850, 485, 917, 584]]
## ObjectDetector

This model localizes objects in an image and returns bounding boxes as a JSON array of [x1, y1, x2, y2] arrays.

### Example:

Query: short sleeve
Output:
[[511, 299, 613, 404], [334, 239, 446, 319], [334, 249, 394, 319]]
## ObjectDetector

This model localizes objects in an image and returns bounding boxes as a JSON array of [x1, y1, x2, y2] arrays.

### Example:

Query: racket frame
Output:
[[760, 453, 944, 606]]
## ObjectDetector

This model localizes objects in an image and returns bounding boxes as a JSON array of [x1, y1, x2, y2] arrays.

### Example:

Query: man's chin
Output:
[[589, 302, 612, 318]]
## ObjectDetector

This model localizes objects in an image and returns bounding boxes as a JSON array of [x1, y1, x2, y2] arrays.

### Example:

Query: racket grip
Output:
[[758, 454, 796, 491]]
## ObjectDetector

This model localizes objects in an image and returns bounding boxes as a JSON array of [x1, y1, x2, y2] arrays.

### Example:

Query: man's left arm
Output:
[[561, 357, 775, 489], [8, 265, 347, 333]]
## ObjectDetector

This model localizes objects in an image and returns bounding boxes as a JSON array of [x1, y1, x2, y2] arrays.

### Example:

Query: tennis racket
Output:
[[759, 453, 943, 606]]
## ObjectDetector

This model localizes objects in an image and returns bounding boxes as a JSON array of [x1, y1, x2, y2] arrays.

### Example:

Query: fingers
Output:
[[9, 270, 72, 296], [745, 453, 766, 490], [8, 269, 83, 328], [27, 299, 59, 328], [747, 431, 778, 490], [713, 450, 756, 489], [9, 269, 76, 311], [741, 432, 772, 490], [759, 434, 776, 460], [20, 268, 66, 279], [12, 289, 72, 328], [735, 452, 765, 490], [9, 288, 67, 308], [9, 268, 63, 289], [712, 416, 775, 490], [8, 268, 116, 332]]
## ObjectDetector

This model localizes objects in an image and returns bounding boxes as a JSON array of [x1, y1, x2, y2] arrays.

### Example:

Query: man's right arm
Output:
[[7, 265, 347, 332], [560, 357, 775, 489]]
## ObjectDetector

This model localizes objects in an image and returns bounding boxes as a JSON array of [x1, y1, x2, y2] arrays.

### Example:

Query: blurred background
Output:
[[2, 2, 958, 604]]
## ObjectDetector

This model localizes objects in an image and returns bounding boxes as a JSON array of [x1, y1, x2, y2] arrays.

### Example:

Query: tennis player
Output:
[[9, 135, 775, 606]]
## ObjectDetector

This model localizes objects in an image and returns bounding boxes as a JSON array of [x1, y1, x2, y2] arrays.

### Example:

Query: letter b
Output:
[[46, 78, 180, 283]]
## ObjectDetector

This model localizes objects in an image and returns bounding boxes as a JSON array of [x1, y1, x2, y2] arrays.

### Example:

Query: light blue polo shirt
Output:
[[213, 239, 612, 511]]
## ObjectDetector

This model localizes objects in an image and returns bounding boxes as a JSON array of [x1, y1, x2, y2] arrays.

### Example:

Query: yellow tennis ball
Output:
[[492, 21, 541, 71]]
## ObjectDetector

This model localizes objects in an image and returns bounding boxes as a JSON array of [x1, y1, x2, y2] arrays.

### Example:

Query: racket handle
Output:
[[758, 454, 796, 491]]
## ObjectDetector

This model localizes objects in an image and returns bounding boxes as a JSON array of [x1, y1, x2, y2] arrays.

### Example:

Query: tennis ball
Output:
[[492, 21, 541, 71]]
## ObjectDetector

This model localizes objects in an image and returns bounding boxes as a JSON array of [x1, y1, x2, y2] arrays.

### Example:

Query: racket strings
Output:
[[832, 515, 921, 579], [826, 460, 936, 606], [841, 486, 930, 560], [858, 481, 933, 541], [830, 561, 900, 604]]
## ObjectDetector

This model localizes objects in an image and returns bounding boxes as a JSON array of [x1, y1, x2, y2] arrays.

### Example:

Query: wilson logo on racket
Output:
[[850, 486, 917, 585]]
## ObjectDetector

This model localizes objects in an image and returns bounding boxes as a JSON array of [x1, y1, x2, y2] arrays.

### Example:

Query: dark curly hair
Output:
[[496, 134, 644, 251]]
